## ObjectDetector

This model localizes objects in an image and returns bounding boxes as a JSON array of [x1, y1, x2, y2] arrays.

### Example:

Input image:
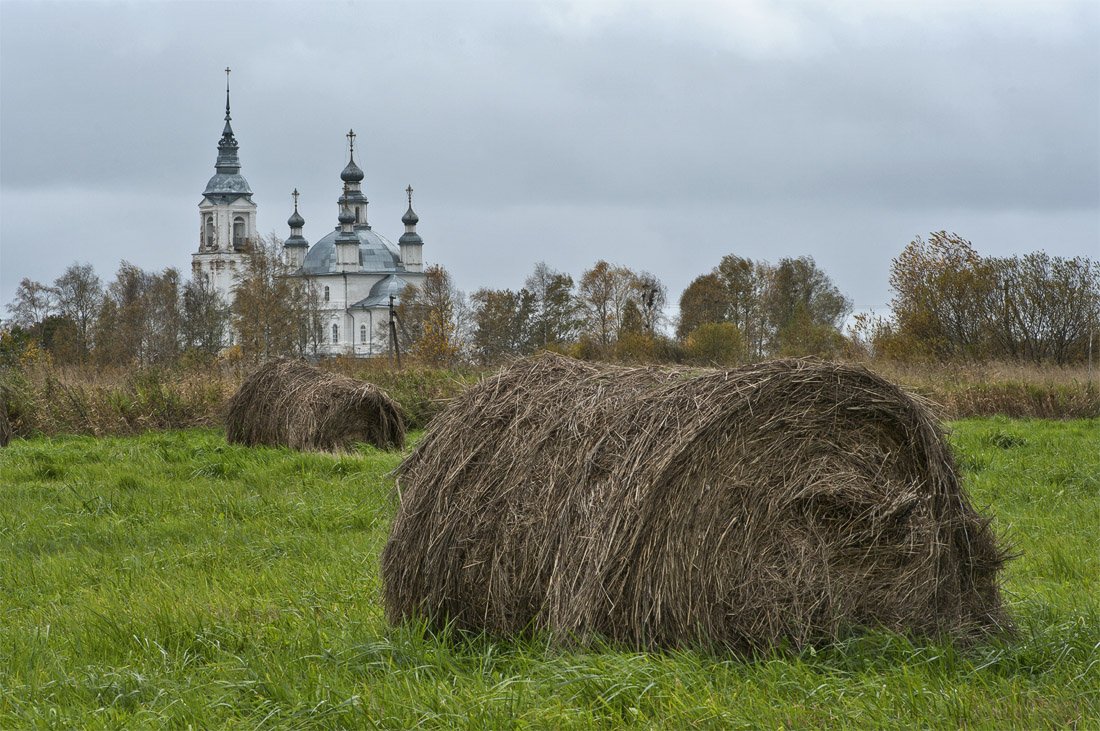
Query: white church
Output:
[[191, 73, 426, 357]]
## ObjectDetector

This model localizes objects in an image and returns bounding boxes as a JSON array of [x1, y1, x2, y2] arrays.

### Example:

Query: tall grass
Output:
[[2, 358, 1096, 440], [0, 420, 1096, 728], [873, 361, 1100, 419], [0, 360, 477, 439]]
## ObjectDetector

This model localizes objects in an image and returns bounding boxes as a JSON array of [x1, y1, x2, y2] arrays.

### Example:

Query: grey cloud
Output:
[[2, 0, 1097, 314]]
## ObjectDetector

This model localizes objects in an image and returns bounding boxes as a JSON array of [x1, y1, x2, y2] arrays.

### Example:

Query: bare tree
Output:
[[578, 260, 639, 350], [54, 263, 103, 361], [470, 287, 535, 363], [889, 232, 999, 361], [524, 261, 580, 348], [231, 235, 313, 361], [182, 274, 230, 355], [6, 278, 57, 336], [993, 253, 1100, 365], [396, 264, 467, 364]]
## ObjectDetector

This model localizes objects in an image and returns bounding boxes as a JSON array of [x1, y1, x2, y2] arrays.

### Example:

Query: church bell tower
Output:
[[192, 68, 257, 305]]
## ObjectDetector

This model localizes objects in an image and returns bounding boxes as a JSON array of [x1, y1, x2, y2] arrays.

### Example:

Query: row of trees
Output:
[[6, 262, 229, 366], [2, 239, 323, 367], [5, 231, 1098, 367], [454, 262, 668, 364], [868, 232, 1099, 365], [677, 255, 852, 361]]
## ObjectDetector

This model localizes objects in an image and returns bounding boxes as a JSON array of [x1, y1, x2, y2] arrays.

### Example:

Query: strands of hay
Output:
[[225, 358, 405, 452], [382, 353, 1010, 653], [0, 394, 10, 447]]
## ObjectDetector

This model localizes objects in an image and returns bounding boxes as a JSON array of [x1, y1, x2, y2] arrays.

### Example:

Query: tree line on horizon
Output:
[[3, 232, 1098, 369]]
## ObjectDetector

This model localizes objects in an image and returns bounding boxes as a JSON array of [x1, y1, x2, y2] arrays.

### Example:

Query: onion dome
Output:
[[336, 185, 355, 227], [284, 189, 310, 251], [399, 185, 423, 246], [340, 128, 365, 182], [341, 158, 365, 183], [287, 197, 306, 229]]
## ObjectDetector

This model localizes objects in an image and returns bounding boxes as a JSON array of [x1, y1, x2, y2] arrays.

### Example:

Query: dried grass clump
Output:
[[0, 392, 10, 447], [225, 358, 405, 452], [382, 353, 1010, 653]]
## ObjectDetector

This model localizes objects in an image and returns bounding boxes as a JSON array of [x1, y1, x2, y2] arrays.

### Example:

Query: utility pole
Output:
[[1089, 328, 1095, 395], [389, 293, 402, 368]]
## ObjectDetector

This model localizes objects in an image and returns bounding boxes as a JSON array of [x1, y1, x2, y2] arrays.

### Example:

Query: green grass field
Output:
[[1, 419, 1097, 729]]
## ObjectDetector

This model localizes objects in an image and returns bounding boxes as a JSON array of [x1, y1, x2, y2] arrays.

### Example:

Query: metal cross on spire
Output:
[[224, 67, 232, 119], [292, 188, 300, 210], [406, 185, 414, 207], [347, 129, 356, 159]]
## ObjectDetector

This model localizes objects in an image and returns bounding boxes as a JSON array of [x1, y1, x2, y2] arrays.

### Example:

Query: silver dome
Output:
[[351, 274, 411, 309], [299, 228, 402, 275]]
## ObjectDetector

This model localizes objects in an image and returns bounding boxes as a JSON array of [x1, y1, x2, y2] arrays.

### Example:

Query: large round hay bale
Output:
[[225, 358, 405, 452], [382, 353, 1009, 652]]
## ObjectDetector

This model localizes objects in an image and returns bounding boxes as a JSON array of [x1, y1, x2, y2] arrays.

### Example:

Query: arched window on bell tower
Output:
[[202, 214, 214, 248], [233, 216, 245, 249]]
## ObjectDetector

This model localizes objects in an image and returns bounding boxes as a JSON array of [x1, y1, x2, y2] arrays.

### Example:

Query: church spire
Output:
[[341, 128, 365, 183], [215, 67, 241, 175], [287, 188, 306, 231], [224, 67, 232, 128], [335, 182, 360, 272], [402, 185, 419, 227], [283, 188, 309, 268], [338, 128, 368, 227], [399, 184, 424, 273], [203, 68, 252, 201]]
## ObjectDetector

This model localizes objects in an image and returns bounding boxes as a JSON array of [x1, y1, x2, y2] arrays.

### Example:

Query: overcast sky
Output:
[[1, 0, 1097, 322]]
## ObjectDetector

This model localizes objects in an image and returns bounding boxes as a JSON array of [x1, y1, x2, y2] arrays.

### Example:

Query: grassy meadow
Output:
[[0, 419, 1097, 729]]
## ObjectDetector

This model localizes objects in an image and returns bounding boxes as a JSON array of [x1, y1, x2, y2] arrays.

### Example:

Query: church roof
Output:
[[350, 274, 411, 309], [204, 173, 253, 200], [298, 227, 402, 275]]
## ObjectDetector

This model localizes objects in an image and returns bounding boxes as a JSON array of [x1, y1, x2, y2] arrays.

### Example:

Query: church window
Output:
[[331, 324, 339, 344], [360, 324, 367, 344], [324, 286, 330, 303], [204, 215, 215, 248], [354, 207, 360, 223], [233, 216, 245, 249]]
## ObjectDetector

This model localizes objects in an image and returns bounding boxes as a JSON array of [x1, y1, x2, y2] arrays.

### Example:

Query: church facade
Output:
[[192, 75, 426, 357]]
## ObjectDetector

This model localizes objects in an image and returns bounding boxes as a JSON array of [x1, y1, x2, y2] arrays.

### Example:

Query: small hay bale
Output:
[[225, 358, 405, 452], [381, 353, 1010, 652]]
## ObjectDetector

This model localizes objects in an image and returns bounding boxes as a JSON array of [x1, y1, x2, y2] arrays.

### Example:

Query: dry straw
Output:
[[225, 358, 405, 452], [382, 353, 1010, 652], [0, 395, 10, 447]]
